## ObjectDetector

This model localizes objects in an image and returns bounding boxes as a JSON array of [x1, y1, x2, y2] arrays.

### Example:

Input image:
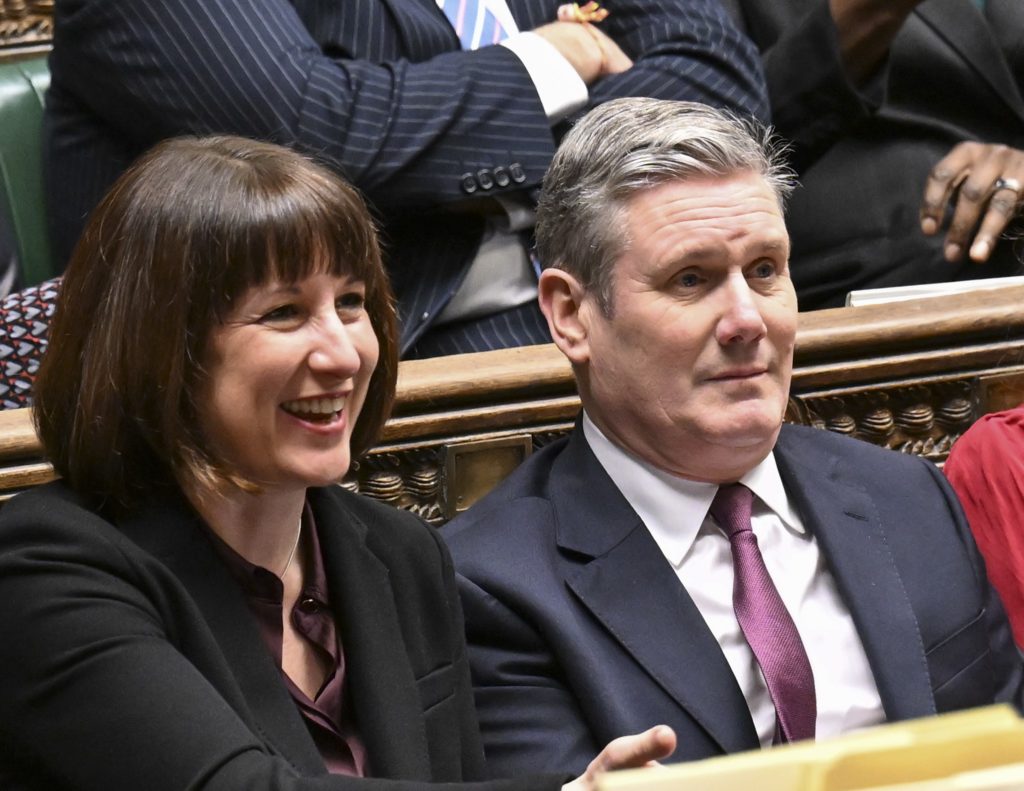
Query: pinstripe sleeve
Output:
[[49, 0, 766, 236], [50, 0, 556, 213]]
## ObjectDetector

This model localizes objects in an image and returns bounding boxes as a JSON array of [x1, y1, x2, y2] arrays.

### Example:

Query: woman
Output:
[[0, 137, 672, 789]]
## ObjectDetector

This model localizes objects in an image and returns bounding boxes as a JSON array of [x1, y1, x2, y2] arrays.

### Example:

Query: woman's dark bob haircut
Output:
[[34, 135, 398, 510]]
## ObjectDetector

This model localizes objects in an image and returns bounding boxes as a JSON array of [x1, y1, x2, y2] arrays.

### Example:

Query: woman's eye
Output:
[[336, 291, 366, 317], [259, 304, 300, 324]]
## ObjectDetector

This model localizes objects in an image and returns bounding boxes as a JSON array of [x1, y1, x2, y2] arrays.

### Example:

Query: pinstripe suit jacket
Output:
[[43, 0, 768, 352]]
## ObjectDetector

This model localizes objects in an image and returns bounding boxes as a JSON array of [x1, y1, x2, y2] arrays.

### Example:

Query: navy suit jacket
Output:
[[444, 422, 1024, 776], [0, 482, 564, 790], [44, 0, 767, 352], [720, 0, 1024, 308]]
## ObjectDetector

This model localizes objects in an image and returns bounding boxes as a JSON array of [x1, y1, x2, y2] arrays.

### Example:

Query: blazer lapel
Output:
[[774, 428, 937, 722], [310, 488, 432, 780], [552, 429, 759, 754], [912, 0, 1024, 123], [118, 493, 327, 774]]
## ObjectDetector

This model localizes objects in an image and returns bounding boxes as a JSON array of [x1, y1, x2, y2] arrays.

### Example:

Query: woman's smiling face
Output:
[[197, 271, 379, 492]]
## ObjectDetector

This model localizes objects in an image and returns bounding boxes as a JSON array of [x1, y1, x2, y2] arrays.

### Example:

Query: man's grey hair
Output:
[[535, 98, 795, 315]]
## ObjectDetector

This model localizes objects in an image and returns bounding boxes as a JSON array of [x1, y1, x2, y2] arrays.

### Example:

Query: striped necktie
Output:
[[438, 0, 509, 50]]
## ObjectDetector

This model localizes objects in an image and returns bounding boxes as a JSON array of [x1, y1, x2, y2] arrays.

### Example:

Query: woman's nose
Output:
[[308, 314, 362, 376]]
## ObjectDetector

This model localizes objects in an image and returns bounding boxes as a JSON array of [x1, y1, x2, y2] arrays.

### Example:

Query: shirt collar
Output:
[[582, 412, 804, 567]]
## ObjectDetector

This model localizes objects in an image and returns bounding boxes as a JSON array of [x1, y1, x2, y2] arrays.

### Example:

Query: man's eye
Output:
[[751, 261, 777, 279], [678, 272, 702, 288]]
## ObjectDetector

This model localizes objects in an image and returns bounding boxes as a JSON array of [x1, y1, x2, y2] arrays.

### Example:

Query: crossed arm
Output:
[[51, 0, 767, 214]]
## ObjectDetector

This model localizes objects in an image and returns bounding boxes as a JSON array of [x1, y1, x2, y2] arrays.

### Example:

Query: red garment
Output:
[[945, 407, 1024, 647]]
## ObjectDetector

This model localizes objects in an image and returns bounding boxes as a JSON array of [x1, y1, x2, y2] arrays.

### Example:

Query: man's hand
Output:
[[920, 141, 1024, 263], [533, 20, 633, 85], [561, 726, 677, 791]]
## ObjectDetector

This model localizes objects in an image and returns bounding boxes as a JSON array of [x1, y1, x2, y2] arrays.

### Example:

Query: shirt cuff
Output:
[[500, 32, 589, 123]]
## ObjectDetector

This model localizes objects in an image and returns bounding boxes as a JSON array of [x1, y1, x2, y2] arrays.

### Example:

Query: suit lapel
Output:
[[913, 0, 1024, 122], [774, 428, 937, 722], [310, 488, 432, 780], [552, 429, 759, 754], [118, 493, 326, 774]]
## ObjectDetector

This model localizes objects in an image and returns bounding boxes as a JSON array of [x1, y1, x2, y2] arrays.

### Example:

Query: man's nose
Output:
[[715, 275, 767, 345]]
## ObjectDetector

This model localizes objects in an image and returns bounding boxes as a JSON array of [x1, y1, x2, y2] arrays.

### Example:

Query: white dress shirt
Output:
[[583, 413, 886, 746]]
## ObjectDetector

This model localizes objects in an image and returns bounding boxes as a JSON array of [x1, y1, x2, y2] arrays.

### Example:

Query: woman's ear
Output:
[[538, 268, 592, 365]]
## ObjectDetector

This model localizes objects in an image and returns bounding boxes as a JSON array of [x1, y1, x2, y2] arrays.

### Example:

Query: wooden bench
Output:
[[2, 287, 1024, 522]]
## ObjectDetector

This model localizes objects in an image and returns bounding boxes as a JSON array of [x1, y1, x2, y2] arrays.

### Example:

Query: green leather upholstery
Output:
[[0, 57, 52, 287]]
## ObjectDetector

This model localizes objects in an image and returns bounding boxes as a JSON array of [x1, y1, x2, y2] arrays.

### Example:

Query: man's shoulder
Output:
[[779, 422, 935, 471], [443, 434, 573, 548], [777, 423, 952, 513]]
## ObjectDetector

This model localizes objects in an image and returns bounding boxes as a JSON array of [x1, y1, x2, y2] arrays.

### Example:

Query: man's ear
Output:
[[538, 268, 591, 365]]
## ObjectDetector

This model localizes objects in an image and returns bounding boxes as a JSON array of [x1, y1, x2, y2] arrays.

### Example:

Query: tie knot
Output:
[[710, 483, 754, 538]]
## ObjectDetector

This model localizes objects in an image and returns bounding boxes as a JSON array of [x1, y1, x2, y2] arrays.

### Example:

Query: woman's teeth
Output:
[[282, 396, 345, 420]]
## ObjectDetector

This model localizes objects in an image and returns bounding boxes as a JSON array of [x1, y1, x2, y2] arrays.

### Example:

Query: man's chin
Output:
[[704, 417, 782, 451]]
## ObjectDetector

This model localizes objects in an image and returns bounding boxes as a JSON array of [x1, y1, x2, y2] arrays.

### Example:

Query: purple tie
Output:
[[710, 483, 817, 743]]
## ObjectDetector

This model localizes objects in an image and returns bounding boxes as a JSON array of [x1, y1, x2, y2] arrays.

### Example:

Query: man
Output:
[[43, 0, 767, 357], [718, 0, 1024, 308], [444, 97, 1023, 776]]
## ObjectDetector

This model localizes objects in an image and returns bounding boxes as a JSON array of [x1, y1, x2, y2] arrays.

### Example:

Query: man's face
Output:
[[578, 172, 797, 482]]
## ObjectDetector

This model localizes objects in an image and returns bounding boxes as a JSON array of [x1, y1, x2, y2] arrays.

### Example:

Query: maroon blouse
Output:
[[206, 505, 369, 775]]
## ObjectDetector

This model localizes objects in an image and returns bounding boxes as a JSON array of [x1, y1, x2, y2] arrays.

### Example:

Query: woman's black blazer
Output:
[[0, 481, 560, 790]]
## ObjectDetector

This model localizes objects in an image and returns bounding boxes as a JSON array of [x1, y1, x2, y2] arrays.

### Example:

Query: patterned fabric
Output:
[[0, 276, 60, 409], [710, 483, 817, 743]]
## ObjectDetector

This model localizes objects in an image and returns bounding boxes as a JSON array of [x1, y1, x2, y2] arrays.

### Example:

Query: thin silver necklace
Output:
[[279, 516, 303, 579]]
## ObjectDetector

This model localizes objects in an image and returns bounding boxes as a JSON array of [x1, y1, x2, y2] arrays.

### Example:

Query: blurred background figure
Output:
[[720, 0, 1024, 308]]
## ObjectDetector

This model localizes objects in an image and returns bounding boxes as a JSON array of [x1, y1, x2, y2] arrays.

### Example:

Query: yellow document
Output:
[[598, 706, 1024, 791]]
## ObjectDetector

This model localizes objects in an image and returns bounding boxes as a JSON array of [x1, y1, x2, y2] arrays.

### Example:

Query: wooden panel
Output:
[[0, 2, 52, 60], [444, 435, 533, 519]]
